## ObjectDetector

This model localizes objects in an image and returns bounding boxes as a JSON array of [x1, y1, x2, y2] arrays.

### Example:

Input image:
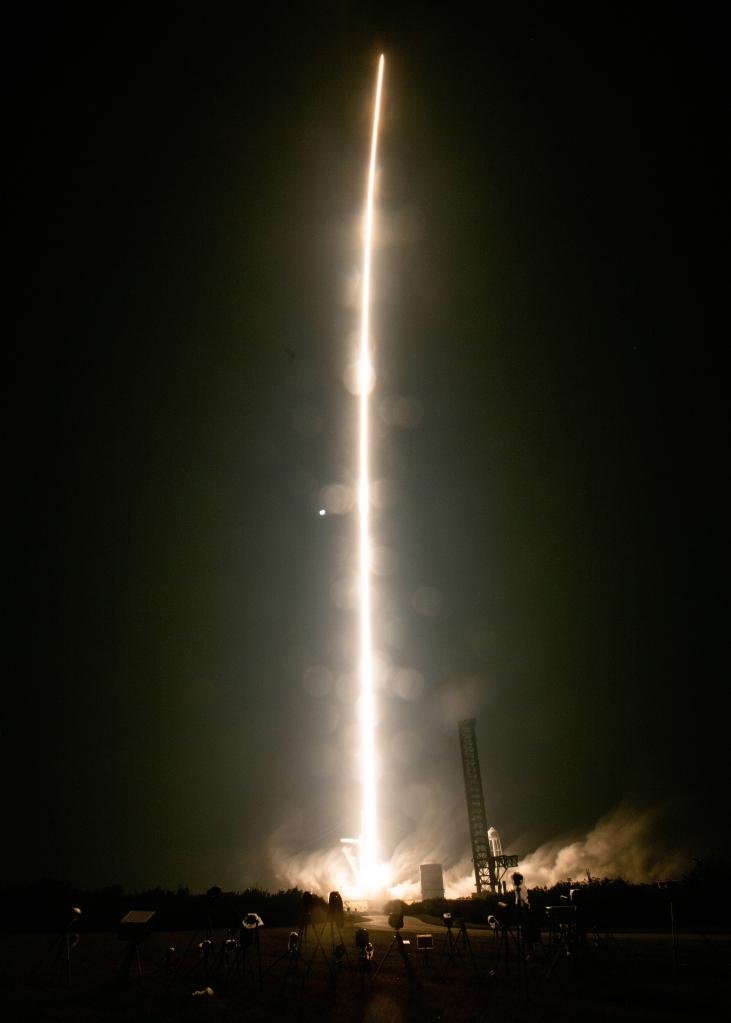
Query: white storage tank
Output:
[[420, 862, 445, 900], [488, 826, 503, 859]]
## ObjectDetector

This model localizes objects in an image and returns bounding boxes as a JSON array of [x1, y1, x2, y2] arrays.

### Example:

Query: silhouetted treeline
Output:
[[2, 859, 727, 932], [0, 881, 325, 932], [408, 859, 731, 930]]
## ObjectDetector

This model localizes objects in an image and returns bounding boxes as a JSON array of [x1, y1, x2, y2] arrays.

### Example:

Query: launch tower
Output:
[[458, 718, 497, 892], [458, 718, 520, 893]]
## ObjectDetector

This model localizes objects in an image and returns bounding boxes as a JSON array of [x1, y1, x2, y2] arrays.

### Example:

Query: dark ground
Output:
[[4, 914, 729, 1022]]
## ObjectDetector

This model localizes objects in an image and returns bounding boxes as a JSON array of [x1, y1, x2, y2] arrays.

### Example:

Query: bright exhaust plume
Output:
[[354, 53, 387, 901]]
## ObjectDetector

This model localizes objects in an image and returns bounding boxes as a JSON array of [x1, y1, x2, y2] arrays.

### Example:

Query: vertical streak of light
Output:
[[358, 54, 384, 892]]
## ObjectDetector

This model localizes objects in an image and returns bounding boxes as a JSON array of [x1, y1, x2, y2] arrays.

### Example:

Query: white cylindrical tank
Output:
[[420, 862, 445, 901], [488, 826, 503, 859]]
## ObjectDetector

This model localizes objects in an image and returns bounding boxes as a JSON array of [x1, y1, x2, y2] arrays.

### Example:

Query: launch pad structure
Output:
[[458, 718, 519, 894]]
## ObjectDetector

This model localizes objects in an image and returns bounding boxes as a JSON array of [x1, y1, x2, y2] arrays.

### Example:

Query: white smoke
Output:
[[516, 802, 685, 887], [268, 780, 472, 901], [270, 837, 358, 899], [269, 800, 686, 901]]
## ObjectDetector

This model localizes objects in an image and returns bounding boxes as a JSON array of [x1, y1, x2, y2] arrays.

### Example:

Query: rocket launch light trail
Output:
[[357, 54, 385, 896]]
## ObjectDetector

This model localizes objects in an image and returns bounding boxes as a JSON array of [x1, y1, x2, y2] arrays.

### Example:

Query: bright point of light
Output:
[[319, 509, 326, 516], [355, 53, 387, 899]]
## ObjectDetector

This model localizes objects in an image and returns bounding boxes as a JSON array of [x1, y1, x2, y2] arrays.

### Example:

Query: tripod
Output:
[[265, 929, 303, 989], [442, 919, 479, 977], [354, 928, 375, 990], [181, 932, 215, 984], [301, 915, 332, 980], [177, 890, 219, 984], [208, 929, 240, 984], [231, 921, 262, 987], [543, 904, 578, 989], [117, 936, 148, 987], [30, 910, 81, 988], [326, 919, 349, 961], [489, 911, 521, 976], [265, 894, 326, 986], [375, 927, 414, 980], [324, 906, 351, 978]]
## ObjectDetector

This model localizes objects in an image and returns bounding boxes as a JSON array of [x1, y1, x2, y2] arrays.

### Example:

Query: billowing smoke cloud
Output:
[[439, 803, 688, 895], [270, 800, 687, 900], [516, 802, 686, 887], [269, 837, 358, 899], [268, 780, 470, 901]]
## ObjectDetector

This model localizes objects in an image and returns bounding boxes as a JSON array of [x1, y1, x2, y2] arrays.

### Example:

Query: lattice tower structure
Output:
[[458, 718, 497, 893]]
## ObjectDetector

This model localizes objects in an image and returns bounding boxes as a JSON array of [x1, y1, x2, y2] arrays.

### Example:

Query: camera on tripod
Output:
[[355, 927, 374, 960], [328, 891, 344, 929], [240, 912, 263, 948], [387, 901, 404, 931]]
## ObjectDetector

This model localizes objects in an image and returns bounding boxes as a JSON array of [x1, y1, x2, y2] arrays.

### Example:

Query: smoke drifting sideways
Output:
[[269, 801, 692, 902], [515, 802, 687, 888]]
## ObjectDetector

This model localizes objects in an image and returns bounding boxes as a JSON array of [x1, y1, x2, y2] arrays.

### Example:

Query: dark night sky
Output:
[[8, 3, 726, 893]]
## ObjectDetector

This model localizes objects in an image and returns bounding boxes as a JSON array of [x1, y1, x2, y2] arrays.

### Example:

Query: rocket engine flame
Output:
[[356, 53, 387, 899]]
